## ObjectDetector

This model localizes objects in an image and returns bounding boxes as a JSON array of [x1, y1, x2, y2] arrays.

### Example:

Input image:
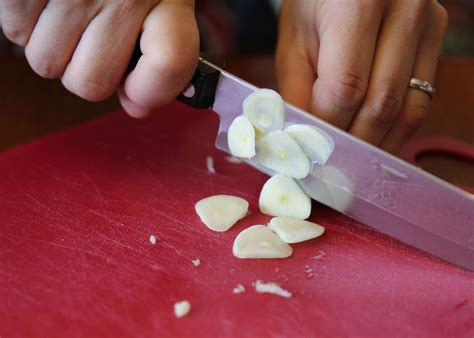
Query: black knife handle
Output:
[[128, 42, 221, 109], [177, 58, 221, 109]]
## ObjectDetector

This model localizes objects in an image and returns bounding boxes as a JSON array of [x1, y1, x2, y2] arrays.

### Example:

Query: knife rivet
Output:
[[182, 84, 195, 98]]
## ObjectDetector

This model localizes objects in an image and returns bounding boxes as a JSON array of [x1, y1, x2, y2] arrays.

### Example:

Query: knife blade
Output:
[[128, 50, 473, 270], [186, 58, 473, 271]]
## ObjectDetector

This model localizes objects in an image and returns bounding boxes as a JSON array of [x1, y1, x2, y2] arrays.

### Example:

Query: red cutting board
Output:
[[0, 102, 472, 338]]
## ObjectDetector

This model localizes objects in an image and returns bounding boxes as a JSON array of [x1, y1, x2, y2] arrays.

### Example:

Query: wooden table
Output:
[[1, 55, 473, 185]]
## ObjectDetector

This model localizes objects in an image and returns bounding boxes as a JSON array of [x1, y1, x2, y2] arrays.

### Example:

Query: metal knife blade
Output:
[[204, 59, 474, 271]]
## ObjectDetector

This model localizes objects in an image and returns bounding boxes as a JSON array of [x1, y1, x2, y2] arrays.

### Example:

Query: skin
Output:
[[276, 0, 448, 153], [0, 0, 199, 118], [0, 0, 448, 153]]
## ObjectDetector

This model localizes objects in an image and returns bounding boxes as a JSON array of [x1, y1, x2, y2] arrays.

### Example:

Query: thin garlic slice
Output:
[[268, 216, 325, 243], [243, 89, 285, 133], [233, 225, 293, 259], [195, 195, 249, 232], [259, 174, 311, 219], [227, 116, 256, 158], [257, 130, 310, 179], [284, 124, 334, 164]]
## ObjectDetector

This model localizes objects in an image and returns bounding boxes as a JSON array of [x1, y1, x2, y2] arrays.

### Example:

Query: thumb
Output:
[[119, 0, 199, 118]]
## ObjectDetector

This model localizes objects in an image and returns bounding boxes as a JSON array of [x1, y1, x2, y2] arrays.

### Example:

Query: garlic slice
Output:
[[233, 225, 293, 259], [259, 174, 311, 219], [243, 89, 285, 133], [227, 116, 256, 158], [284, 124, 334, 164], [257, 131, 310, 179], [268, 217, 325, 243], [195, 195, 249, 232]]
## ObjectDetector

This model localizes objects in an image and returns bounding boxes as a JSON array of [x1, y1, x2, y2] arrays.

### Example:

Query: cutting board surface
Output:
[[0, 102, 472, 338]]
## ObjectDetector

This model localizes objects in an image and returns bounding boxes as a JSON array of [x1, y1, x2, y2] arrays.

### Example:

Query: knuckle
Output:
[[398, 0, 430, 24], [2, 24, 29, 45], [113, 0, 141, 15], [327, 72, 367, 112], [409, 0, 431, 16], [365, 82, 404, 128], [401, 103, 428, 136], [67, 78, 114, 102], [151, 45, 198, 80], [25, 52, 63, 79]]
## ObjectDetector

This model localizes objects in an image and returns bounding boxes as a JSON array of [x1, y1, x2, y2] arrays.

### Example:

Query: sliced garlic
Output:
[[195, 195, 249, 232], [257, 130, 310, 179], [206, 155, 216, 173], [232, 284, 246, 294], [284, 124, 334, 164], [254, 280, 292, 298], [243, 89, 285, 133], [259, 174, 311, 219], [173, 300, 191, 318], [227, 116, 256, 158], [233, 225, 293, 259], [268, 217, 325, 243]]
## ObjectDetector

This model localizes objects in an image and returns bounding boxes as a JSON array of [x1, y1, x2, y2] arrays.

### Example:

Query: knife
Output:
[[132, 56, 474, 271]]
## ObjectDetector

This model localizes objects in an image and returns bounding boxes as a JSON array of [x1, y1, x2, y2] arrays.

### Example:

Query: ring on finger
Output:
[[408, 77, 435, 99]]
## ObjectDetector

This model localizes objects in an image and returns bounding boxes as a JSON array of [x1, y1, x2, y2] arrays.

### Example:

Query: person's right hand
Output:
[[0, 0, 199, 118]]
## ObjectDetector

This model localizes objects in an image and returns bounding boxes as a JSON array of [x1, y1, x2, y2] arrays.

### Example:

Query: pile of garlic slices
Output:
[[195, 89, 333, 259]]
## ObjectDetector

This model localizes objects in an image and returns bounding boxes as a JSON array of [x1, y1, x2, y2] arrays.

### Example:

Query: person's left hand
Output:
[[275, 0, 448, 153]]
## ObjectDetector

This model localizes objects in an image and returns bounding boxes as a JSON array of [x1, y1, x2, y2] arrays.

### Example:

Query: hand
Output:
[[276, 0, 448, 153], [0, 0, 199, 118]]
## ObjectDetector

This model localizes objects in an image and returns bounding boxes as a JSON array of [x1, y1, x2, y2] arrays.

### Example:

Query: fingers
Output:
[[25, 2, 101, 79], [348, 1, 430, 145], [311, 1, 385, 129], [120, 0, 199, 118], [275, 1, 316, 111], [381, 3, 448, 153], [0, 0, 47, 45], [61, 2, 149, 102]]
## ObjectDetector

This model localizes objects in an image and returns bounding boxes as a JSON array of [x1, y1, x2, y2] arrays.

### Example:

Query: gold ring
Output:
[[408, 77, 435, 99]]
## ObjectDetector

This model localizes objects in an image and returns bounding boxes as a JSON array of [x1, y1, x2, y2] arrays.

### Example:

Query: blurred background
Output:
[[0, 0, 473, 152], [195, 0, 474, 58]]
